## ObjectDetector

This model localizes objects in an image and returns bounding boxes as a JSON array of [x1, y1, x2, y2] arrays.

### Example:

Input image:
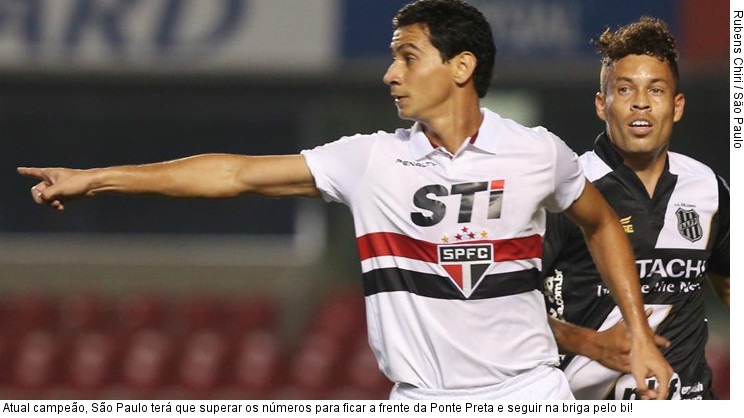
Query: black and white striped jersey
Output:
[[542, 132, 729, 400]]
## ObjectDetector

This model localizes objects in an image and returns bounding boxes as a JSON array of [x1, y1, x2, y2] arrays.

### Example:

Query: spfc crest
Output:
[[438, 244, 493, 297], [675, 208, 703, 242]]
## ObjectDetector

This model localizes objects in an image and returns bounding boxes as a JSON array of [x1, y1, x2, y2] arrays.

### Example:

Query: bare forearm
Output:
[[86, 154, 252, 198], [549, 317, 596, 356], [85, 154, 318, 199]]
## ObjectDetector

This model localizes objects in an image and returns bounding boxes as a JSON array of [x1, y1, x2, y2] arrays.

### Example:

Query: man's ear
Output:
[[452, 51, 477, 87], [595, 92, 607, 121], [673, 93, 685, 123]]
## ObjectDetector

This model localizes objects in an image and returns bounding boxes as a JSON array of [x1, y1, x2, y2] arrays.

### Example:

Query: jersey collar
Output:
[[408, 109, 501, 160], [594, 130, 672, 174], [594, 131, 624, 170]]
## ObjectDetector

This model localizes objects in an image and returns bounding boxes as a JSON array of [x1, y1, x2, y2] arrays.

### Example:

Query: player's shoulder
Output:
[[667, 151, 718, 179], [339, 129, 399, 141], [480, 109, 570, 165], [340, 129, 409, 144], [302, 130, 394, 162], [313, 129, 402, 150], [666, 152, 730, 203], [482, 108, 560, 142]]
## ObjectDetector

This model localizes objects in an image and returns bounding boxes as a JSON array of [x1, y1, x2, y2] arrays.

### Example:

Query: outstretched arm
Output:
[[18, 153, 320, 210], [563, 180, 673, 400]]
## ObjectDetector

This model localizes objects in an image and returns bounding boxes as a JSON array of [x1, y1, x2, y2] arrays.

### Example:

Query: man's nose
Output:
[[383, 62, 400, 86], [632, 92, 651, 111]]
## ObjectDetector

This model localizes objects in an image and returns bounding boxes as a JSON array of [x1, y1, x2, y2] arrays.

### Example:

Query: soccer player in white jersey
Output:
[[543, 17, 730, 399], [18, 0, 671, 400]]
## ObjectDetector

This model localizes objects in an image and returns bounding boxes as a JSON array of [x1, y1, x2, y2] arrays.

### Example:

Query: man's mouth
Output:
[[628, 119, 653, 135], [392, 95, 409, 108]]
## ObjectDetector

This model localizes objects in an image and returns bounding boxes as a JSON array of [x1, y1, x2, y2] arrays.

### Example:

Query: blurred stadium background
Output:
[[0, 0, 729, 400]]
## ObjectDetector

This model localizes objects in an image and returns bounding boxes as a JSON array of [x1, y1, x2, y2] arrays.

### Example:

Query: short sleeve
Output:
[[301, 134, 377, 205], [545, 135, 586, 213]]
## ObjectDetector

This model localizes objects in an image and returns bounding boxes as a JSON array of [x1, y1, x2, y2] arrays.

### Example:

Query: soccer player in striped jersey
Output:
[[543, 16, 729, 400]]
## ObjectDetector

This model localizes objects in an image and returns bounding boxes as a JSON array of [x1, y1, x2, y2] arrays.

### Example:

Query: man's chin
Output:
[[397, 110, 416, 121]]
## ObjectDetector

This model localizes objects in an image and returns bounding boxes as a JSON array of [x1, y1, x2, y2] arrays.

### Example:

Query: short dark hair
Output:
[[594, 16, 680, 93], [393, 0, 497, 98]]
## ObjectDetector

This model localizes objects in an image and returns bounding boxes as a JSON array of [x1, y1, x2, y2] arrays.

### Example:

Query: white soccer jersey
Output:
[[302, 109, 585, 391]]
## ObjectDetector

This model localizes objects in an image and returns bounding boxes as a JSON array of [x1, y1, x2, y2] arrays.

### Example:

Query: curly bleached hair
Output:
[[594, 16, 679, 93]]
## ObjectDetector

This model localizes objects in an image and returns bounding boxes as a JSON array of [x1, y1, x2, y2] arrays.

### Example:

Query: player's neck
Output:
[[422, 100, 483, 154]]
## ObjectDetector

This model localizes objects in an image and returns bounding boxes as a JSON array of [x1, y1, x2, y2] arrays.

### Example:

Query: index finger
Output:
[[17, 167, 44, 179]]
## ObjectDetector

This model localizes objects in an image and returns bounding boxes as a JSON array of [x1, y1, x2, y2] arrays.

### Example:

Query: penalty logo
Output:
[[438, 244, 493, 297]]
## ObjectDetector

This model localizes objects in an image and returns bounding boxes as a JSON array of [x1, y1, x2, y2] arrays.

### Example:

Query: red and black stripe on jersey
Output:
[[359, 232, 542, 299]]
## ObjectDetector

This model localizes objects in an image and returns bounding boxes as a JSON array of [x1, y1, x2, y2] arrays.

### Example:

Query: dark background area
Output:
[[1, 72, 729, 235]]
